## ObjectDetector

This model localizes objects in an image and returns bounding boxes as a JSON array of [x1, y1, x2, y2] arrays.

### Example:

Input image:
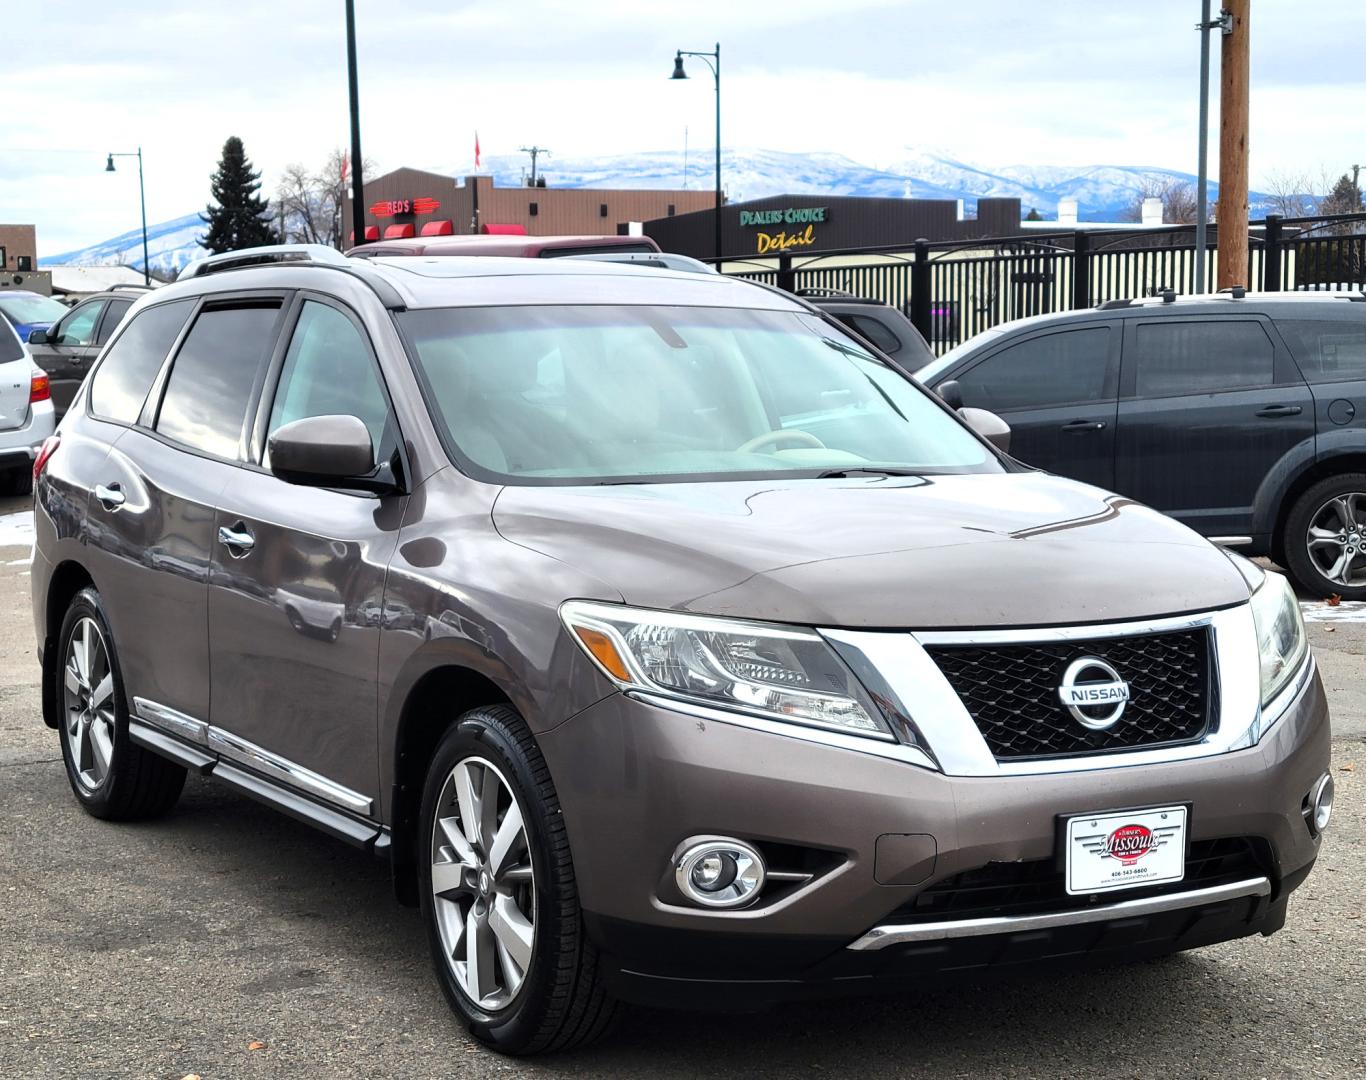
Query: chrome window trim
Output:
[[847, 875, 1271, 950], [207, 726, 374, 816], [826, 603, 1297, 777]]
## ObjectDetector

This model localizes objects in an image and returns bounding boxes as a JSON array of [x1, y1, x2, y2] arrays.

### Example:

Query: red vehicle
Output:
[[347, 233, 660, 259]]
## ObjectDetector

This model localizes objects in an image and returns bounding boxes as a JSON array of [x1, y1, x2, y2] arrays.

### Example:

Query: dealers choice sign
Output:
[[739, 206, 829, 254]]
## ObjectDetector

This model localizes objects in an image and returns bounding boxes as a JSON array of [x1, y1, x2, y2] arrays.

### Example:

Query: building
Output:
[[0, 224, 38, 274], [342, 169, 713, 245], [645, 195, 1026, 261]]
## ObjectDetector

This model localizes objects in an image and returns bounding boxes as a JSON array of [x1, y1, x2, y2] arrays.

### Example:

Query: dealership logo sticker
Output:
[[1077, 817, 1181, 864]]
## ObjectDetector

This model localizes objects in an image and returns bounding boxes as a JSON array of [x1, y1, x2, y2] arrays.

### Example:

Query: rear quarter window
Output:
[[88, 300, 194, 424], [1278, 318, 1366, 383]]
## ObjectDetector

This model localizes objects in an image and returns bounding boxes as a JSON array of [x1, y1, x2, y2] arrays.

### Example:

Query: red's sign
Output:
[[369, 197, 442, 217]]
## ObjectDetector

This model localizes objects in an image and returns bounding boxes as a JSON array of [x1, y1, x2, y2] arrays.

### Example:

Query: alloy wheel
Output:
[[63, 617, 116, 792], [1306, 492, 1366, 587], [430, 755, 536, 1012]]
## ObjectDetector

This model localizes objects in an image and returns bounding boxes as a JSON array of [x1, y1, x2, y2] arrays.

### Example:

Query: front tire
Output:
[[1283, 474, 1366, 599], [418, 704, 615, 1055], [56, 587, 186, 819]]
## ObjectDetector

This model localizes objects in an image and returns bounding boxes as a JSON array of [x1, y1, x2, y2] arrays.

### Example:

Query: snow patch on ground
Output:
[[0, 510, 35, 549], [1300, 599, 1366, 623]]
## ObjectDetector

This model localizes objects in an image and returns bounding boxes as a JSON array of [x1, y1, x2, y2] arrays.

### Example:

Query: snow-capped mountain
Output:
[[45, 213, 205, 277], [41, 148, 1281, 271]]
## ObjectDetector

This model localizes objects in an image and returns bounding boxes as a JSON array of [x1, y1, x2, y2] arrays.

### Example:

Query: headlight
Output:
[[560, 601, 892, 739], [1249, 571, 1307, 706]]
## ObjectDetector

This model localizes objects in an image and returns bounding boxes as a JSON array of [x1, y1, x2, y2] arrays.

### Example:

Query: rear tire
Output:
[[1283, 474, 1366, 600], [56, 587, 186, 820], [418, 704, 616, 1055], [0, 466, 32, 497]]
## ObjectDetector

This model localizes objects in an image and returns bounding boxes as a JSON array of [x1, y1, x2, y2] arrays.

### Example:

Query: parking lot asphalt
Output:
[[0, 493, 1362, 1079]]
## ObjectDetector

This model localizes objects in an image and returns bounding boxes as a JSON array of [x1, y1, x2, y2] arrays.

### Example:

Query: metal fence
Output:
[[718, 212, 1366, 354]]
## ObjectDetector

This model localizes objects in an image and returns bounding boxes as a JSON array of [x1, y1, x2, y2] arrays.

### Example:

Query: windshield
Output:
[[0, 293, 68, 326], [915, 327, 1005, 384], [398, 305, 998, 485]]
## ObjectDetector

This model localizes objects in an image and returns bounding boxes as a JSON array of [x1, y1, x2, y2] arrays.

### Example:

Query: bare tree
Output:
[[1120, 178, 1199, 224], [1260, 170, 1316, 218], [275, 149, 377, 249]]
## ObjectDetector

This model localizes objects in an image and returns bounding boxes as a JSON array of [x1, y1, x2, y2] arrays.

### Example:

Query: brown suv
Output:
[[31, 245, 1332, 1055]]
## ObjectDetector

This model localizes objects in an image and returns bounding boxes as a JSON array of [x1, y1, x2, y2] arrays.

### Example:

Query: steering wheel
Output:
[[737, 429, 827, 454]]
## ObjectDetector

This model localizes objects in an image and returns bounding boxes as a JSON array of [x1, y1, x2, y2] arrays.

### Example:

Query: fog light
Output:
[[1308, 772, 1334, 835], [675, 839, 765, 908]]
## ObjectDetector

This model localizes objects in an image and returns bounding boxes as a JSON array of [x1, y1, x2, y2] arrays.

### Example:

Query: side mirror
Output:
[[269, 414, 392, 492], [937, 379, 964, 411], [961, 407, 1011, 453], [27, 328, 50, 345]]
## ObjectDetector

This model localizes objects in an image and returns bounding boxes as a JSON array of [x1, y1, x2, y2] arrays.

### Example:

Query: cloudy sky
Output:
[[4, 0, 1364, 254]]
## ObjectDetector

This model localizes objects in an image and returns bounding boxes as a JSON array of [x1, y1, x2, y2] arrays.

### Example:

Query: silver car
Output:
[[0, 318, 56, 496]]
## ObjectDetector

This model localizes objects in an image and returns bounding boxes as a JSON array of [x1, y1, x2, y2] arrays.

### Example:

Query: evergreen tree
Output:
[[1320, 172, 1365, 217], [201, 136, 275, 253], [1025, 207, 1042, 221]]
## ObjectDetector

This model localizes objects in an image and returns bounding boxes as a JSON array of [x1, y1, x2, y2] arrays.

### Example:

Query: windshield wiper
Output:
[[814, 467, 922, 479]]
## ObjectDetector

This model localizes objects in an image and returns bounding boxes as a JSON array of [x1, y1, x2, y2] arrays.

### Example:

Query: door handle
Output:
[[1256, 405, 1303, 418], [94, 483, 125, 509], [1060, 419, 1107, 433], [217, 523, 255, 555]]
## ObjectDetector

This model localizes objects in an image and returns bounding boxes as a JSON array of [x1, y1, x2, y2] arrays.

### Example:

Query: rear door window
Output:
[[835, 313, 902, 355], [95, 299, 134, 346], [954, 326, 1113, 410], [154, 302, 282, 459], [89, 300, 194, 424], [1278, 319, 1366, 384], [1130, 320, 1276, 396]]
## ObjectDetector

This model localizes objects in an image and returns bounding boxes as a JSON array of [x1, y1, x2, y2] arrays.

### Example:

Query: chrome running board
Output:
[[847, 876, 1271, 950]]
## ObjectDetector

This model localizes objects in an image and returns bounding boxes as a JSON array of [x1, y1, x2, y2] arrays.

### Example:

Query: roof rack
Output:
[[107, 283, 154, 292], [177, 243, 352, 281], [1097, 298, 1133, 309], [795, 287, 857, 299]]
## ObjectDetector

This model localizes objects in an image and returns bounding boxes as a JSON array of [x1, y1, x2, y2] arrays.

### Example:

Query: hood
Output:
[[15, 321, 53, 341], [493, 473, 1251, 629]]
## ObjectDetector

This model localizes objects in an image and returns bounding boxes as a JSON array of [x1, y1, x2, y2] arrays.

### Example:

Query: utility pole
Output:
[[1216, 0, 1250, 290], [345, 0, 366, 247], [519, 146, 550, 187], [1194, 2, 1229, 294]]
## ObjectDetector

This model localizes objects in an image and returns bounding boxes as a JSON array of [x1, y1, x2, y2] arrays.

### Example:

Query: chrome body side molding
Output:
[[848, 876, 1272, 950], [133, 697, 208, 746], [207, 726, 374, 817], [131, 697, 374, 818]]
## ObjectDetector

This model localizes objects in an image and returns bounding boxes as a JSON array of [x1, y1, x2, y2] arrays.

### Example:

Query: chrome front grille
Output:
[[924, 627, 1212, 760]]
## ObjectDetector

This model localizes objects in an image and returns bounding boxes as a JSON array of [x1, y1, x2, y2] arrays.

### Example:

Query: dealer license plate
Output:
[[1064, 805, 1187, 895]]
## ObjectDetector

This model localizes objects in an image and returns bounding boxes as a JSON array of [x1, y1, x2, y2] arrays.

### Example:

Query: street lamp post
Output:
[[671, 44, 721, 263], [105, 149, 150, 286]]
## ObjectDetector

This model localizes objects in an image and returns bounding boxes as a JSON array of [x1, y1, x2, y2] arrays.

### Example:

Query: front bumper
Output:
[[537, 663, 1330, 1007]]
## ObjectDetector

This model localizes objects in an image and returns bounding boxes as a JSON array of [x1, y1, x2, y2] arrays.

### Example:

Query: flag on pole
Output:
[[474, 131, 481, 170], [340, 151, 349, 184]]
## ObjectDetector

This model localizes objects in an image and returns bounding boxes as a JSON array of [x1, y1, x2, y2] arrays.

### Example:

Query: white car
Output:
[[0, 318, 56, 496]]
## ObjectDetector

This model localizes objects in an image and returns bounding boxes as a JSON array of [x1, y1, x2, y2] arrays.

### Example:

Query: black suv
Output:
[[26, 286, 150, 418], [918, 292, 1366, 597]]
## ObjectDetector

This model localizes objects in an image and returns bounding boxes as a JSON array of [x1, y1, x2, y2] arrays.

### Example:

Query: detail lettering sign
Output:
[[739, 206, 828, 254]]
